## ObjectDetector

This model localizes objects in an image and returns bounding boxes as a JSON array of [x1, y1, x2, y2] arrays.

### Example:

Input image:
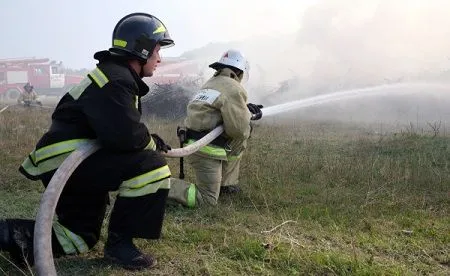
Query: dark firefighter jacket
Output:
[[19, 54, 157, 180]]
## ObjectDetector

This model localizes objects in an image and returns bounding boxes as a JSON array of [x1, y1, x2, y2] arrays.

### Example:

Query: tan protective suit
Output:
[[169, 68, 252, 207], [17, 90, 38, 104]]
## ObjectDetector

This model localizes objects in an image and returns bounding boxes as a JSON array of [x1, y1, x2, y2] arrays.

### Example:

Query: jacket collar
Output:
[[127, 64, 149, 97], [94, 50, 149, 96], [214, 68, 241, 82]]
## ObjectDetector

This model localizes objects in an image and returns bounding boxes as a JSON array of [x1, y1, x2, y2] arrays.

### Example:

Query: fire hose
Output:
[[33, 125, 225, 276], [0, 105, 9, 113]]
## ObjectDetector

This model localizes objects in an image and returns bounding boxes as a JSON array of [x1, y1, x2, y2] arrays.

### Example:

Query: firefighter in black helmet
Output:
[[0, 13, 174, 271]]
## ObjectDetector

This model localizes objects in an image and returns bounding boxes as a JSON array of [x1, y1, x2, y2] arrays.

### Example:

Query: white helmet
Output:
[[209, 49, 250, 82]]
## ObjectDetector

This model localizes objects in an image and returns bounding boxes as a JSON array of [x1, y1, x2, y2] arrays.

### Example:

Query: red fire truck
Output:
[[0, 57, 83, 101], [0, 56, 204, 101], [147, 57, 203, 85]]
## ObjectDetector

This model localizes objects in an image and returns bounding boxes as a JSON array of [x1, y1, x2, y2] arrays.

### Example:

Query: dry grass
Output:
[[0, 106, 449, 275]]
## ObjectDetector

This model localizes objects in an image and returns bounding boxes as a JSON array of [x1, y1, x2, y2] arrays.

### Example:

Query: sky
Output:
[[0, 0, 315, 69], [2, 0, 450, 98], [2, 0, 450, 122]]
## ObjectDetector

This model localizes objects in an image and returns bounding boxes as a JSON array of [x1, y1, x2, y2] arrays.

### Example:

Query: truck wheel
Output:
[[5, 88, 21, 102]]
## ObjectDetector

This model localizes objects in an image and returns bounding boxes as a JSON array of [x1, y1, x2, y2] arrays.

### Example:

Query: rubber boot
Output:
[[104, 232, 156, 270]]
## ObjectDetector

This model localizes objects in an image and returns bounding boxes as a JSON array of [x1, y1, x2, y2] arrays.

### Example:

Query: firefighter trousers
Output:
[[36, 148, 170, 256], [168, 153, 241, 207]]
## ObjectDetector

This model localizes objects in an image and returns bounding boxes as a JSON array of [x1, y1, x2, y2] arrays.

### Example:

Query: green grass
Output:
[[0, 107, 449, 275]]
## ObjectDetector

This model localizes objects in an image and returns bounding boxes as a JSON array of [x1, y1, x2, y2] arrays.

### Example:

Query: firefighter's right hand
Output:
[[247, 103, 263, 120], [151, 133, 172, 153]]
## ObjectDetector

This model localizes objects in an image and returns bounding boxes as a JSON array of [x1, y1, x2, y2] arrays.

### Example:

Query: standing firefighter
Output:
[[169, 49, 263, 207], [0, 13, 174, 270]]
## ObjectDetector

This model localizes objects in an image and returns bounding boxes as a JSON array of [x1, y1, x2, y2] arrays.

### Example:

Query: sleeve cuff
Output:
[[144, 137, 156, 150]]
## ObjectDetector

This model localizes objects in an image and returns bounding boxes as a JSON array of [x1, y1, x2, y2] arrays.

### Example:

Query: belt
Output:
[[186, 128, 229, 148]]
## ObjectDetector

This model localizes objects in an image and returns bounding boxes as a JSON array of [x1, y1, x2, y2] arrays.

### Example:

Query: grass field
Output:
[[0, 106, 449, 275]]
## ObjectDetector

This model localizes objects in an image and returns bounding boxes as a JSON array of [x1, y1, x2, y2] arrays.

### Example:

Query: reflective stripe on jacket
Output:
[[19, 61, 156, 180]]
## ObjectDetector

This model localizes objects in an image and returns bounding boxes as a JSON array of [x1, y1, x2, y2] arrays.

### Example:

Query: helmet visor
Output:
[[159, 38, 175, 48]]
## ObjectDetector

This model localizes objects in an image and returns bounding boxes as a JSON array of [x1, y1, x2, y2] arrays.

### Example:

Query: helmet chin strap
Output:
[[139, 60, 146, 78], [139, 44, 159, 78]]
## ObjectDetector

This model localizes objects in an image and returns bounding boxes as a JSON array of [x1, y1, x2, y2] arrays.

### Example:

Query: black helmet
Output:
[[109, 13, 174, 63], [24, 82, 32, 91]]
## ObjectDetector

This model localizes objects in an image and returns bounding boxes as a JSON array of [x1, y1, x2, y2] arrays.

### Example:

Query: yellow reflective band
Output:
[[53, 223, 76, 254], [185, 139, 227, 158], [121, 165, 171, 189], [69, 77, 92, 100], [21, 152, 72, 177], [113, 39, 127, 47], [187, 184, 196, 208], [31, 139, 91, 164], [153, 24, 166, 34], [134, 95, 139, 109], [145, 137, 157, 151], [227, 153, 242, 161], [119, 178, 170, 197], [88, 67, 109, 88], [53, 221, 89, 255]]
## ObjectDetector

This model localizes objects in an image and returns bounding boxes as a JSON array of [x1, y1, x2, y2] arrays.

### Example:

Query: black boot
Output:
[[0, 219, 11, 251], [0, 219, 35, 267], [220, 185, 241, 194], [104, 232, 156, 270]]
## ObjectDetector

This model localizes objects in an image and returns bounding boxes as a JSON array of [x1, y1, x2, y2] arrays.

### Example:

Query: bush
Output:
[[141, 78, 202, 120]]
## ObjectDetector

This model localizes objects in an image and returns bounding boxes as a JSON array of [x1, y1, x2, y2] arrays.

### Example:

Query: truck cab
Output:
[[29, 61, 65, 90]]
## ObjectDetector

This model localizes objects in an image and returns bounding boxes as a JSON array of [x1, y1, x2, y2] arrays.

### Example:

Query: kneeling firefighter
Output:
[[0, 13, 174, 270], [169, 49, 264, 207], [18, 82, 41, 107]]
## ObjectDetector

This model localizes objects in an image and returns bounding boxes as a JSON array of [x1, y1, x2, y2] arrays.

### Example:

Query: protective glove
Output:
[[151, 133, 172, 153], [247, 103, 263, 120]]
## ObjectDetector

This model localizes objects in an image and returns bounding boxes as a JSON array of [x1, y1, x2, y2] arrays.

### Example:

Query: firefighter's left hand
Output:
[[151, 133, 172, 153], [247, 103, 263, 120]]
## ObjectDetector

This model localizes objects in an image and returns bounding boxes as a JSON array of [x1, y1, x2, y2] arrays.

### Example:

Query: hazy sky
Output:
[[1, 0, 449, 91], [2, 0, 450, 122], [0, 0, 315, 69]]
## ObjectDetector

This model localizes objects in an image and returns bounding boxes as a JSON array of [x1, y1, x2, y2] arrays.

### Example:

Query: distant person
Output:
[[168, 49, 264, 207], [18, 82, 40, 106], [1, 12, 174, 271]]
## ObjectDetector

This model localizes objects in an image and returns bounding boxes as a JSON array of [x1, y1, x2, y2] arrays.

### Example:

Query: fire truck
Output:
[[0, 57, 84, 101], [147, 57, 204, 85], [0, 56, 204, 101]]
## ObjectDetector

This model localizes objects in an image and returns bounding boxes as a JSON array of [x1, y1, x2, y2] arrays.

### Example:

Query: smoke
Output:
[[276, 0, 450, 125], [179, 0, 450, 124], [287, 0, 450, 94], [183, 1, 450, 103]]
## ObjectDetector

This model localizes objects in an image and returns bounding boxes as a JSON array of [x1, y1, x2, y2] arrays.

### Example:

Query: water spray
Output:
[[261, 82, 450, 117]]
